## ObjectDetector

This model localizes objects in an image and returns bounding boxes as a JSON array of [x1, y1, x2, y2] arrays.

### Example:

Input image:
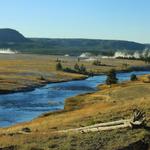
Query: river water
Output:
[[0, 71, 150, 127]]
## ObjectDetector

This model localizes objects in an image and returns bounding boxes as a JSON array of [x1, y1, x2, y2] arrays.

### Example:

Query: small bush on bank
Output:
[[39, 76, 46, 81], [80, 64, 87, 74], [56, 62, 90, 75], [92, 60, 101, 66], [63, 67, 77, 73], [130, 74, 137, 81]]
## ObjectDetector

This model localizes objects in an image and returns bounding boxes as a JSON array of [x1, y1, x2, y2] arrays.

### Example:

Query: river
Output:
[[0, 71, 150, 127]]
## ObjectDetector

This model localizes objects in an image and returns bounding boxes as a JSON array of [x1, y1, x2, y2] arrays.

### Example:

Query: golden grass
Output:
[[0, 76, 149, 149], [0, 53, 147, 92], [0, 54, 149, 149]]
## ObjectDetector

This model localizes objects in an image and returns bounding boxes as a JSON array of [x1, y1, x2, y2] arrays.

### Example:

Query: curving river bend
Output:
[[0, 71, 150, 127]]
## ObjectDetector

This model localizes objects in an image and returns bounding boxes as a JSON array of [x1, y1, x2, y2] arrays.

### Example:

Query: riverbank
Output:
[[0, 54, 88, 94], [0, 74, 87, 94], [0, 74, 149, 149], [0, 53, 148, 94]]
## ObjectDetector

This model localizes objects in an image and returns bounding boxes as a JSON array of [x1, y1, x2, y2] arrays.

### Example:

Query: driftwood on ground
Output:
[[59, 109, 146, 133]]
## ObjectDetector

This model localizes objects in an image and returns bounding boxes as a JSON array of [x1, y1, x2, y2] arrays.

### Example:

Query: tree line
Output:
[[56, 62, 92, 75], [56, 62, 137, 84]]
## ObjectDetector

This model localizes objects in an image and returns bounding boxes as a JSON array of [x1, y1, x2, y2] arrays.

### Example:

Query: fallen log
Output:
[[58, 109, 146, 133]]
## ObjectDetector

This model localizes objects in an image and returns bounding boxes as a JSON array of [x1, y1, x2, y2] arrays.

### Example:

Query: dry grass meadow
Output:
[[0, 72, 149, 149], [0, 53, 147, 93]]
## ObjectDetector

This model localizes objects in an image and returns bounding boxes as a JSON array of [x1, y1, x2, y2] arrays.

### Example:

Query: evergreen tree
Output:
[[56, 62, 63, 71], [80, 64, 87, 73], [106, 69, 118, 85], [74, 63, 80, 71]]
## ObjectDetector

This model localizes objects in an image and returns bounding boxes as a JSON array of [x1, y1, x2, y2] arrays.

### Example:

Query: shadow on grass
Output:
[[144, 126, 150, 131]]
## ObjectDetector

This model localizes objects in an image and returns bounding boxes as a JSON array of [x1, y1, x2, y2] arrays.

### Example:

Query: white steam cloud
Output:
[[0, 49, 18, 54], [114, 49, 150, 59]]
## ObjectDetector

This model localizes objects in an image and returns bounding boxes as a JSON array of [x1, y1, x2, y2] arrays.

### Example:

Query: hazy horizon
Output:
[[0, 0, 150, 43]]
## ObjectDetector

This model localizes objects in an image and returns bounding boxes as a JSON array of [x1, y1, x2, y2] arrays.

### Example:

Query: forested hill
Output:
[[0, 29, 29, 43], [0, 28, 147, 55], [29, 38, 146, 55]]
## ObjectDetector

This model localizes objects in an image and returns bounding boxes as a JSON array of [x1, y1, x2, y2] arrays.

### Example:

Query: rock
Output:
[[21, 127, 31, 133]]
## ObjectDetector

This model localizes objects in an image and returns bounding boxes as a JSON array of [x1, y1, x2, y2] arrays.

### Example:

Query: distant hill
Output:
[[28, 38, 146, 55], [145, 44, 150, 48], [0, 28, 148, 55], [0, 28, 29, 43]]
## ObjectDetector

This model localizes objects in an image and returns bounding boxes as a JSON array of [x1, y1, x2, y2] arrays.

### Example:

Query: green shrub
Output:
[[130, 74, 137, 81], [92, 60, 101, 66], [63, 67, 77, 73]]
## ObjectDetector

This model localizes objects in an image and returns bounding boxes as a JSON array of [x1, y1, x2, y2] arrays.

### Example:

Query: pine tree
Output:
[[74, 63, 80, 71], [106, 69, 118, 85], [80, 64, 87, 73], [56, 62, 62, 71]]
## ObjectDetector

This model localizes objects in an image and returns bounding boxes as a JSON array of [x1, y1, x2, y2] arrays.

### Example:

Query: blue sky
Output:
[[0, 0, 150, 43]]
